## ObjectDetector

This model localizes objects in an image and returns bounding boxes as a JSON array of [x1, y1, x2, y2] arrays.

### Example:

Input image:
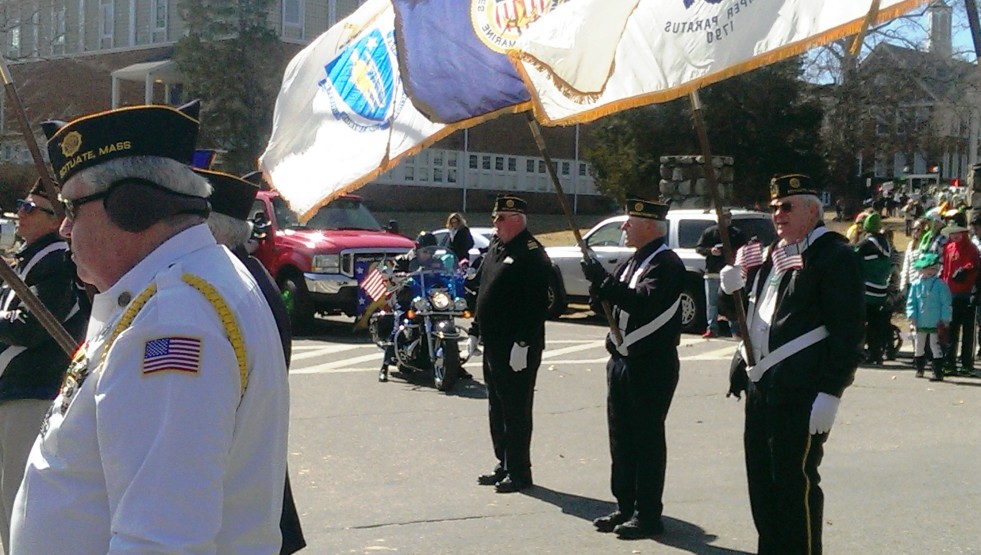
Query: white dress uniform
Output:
[[9, 224, 290, 555]]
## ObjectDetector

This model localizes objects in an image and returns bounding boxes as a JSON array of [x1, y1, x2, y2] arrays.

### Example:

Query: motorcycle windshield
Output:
[[409, 248, 464, 299]]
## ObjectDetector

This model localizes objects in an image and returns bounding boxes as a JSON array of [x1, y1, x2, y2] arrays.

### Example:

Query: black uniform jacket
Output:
[[472, 228, 550, 347], [725, 227, 865, 402], [595, 237, 685, 358], [0, 232, 88, 402]]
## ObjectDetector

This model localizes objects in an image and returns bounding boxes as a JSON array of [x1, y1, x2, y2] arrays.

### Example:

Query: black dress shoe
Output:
[[614, 517, 664, 539], [592, 511, 631, 533], [494, 476, 532, 493], [477, 470, 506, 486]]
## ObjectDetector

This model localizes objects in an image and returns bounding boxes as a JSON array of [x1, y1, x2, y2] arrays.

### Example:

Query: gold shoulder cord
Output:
[[98, 274, 249, 398]]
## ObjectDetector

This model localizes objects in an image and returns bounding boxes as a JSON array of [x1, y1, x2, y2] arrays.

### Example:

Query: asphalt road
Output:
[[286, 314, 981, 554]]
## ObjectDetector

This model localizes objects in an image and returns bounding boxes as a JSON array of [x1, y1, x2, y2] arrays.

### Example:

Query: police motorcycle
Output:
[[370, 244, 474, 392]]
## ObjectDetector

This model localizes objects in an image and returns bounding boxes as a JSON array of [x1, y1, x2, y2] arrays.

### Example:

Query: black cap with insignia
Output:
[[625, 198, 669, 220], [41, 100, 201, 185], [493, 194, 526, 214], [769, 174, 818, 200], [195, 169, 259, 221]]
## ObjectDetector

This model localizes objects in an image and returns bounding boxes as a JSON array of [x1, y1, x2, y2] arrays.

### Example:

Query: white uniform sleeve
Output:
[[95, 312, 241, 555]]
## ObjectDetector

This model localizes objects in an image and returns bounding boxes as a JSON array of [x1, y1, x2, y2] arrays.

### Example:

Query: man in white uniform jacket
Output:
[[10, 102, 290, 555]]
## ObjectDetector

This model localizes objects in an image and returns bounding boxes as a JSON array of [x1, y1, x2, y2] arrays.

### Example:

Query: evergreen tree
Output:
[[584, 58, 827, 206], [175, 0, 284, 173]]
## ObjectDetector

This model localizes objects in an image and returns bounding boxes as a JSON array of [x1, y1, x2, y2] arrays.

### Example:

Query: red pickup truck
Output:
[[249, 190, 415, 328]]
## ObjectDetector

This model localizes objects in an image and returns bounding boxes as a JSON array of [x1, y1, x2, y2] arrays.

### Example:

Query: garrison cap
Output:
[[625, 198, 669, 220], [42, 100, 201, 184], [493, 194, 526, 214], [769, 174, 818, 200], [195, 169, 259, 221]]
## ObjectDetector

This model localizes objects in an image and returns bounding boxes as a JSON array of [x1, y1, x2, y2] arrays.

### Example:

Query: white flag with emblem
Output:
[[508, 0, 928, 125], [259, 0, 447, 221]]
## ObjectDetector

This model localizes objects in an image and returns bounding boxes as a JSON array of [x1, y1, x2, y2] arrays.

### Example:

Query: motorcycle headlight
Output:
[[453, 298, 468, 311], [430, 290, 452, 310], [413, 297, 431, 312], [311, 254, 340, 273]]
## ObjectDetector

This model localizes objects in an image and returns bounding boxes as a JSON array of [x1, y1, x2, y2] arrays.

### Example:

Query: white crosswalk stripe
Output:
[[288, 338, 737, 375]]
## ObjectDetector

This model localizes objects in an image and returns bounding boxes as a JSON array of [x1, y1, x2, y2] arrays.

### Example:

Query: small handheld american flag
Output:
[[734, 241, 764, 278], [356, 260, 392, 317]]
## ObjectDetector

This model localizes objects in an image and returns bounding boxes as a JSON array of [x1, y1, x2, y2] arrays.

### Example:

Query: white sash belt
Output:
[[611, 297, 681, 356], [741, 325, 830, 382]]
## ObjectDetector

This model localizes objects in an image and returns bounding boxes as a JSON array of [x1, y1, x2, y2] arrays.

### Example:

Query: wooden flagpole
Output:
[[0, 56, 78, 356], [688, 91, 755, 369], [525, 113, 622, 344]]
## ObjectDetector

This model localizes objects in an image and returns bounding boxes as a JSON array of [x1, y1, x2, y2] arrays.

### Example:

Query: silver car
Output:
[[545, 209, 776, 332]]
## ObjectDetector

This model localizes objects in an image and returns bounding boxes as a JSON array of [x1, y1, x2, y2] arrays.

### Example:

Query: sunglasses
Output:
[[62, 191, 108, 220], [15, 199, 55, 216], [770, 201, 794, 214]]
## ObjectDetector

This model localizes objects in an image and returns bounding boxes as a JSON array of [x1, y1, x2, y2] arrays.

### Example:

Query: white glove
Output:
[[809, 393, 840, 435], [466, 336, 481, 357], [510, 343, 529, 372], [719, 264, 746, 294]]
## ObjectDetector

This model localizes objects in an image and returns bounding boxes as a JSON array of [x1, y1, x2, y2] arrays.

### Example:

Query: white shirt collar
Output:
[[88, 224, 216, 339]]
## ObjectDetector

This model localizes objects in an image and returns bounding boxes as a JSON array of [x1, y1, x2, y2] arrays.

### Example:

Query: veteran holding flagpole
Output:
[[580, 198, 685, 540], [719, 175, 865, 554]]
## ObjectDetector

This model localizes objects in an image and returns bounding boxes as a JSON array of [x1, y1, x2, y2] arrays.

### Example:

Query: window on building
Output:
[[447, 168, 457, 183], [433, 151, 443, 166], [895, 109, 907, 136], [526, 159, 535, 173], [561, 161, 570, 175], [495, 156, 504, 171], [447, 154, 457, 167], [419, 167, 429, 181], [482, 155, 491, 170], [875, 113, 889, 136], [469, 154, 478, 169], [100, 1, 114, 47], [579, 162, 587, 176], [404, 166, 414, 181], [7, 26, 20, 58], [538, 160, 546, 174], [507, 157, 516, 171], [433, 168, 443, 182], [153, 0, 168, 32], [914, 106, 931, 132], [51, 6, 66, 52], [284, 0, 303, 31]]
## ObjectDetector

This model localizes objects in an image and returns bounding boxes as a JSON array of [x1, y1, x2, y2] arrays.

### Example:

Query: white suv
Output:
[[544, 209, 776, 332]]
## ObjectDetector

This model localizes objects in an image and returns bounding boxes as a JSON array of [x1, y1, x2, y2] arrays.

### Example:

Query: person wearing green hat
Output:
[[855, 211, 893, 365], [906, 253, 952, 380]]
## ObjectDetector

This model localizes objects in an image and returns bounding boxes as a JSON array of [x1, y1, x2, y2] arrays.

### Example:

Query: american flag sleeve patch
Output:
[[143, 337, 202, 374]]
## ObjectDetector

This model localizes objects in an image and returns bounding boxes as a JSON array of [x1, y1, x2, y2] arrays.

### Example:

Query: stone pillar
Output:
[[658, 155, 735, 209]]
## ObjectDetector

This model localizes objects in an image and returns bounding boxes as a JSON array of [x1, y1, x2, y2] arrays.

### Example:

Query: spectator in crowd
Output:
[[900, 219, 928, 297], [906, 253, 951, 381], [445, 212, 475, 265], [855, 213, 893, 365], [695, 208, 747, 338], [939, 220, 980, 376]]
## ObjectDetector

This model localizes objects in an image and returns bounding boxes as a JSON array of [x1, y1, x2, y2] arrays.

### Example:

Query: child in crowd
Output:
[[905, 253, 952, 381]]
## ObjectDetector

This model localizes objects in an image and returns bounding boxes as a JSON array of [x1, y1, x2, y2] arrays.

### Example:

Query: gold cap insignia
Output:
[[634, 202, 644, 211], [60, 131, 82, 158], [790, 177, 801, 188], [505, 199, 515, 208]]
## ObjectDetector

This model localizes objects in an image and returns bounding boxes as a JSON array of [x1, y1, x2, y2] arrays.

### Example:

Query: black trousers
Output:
[[945, 294, 975, 370], [745, 382, 826, 555], [482, 338, 542, 481], [606, 349, 679, 524], [864, 303, 891, 362]]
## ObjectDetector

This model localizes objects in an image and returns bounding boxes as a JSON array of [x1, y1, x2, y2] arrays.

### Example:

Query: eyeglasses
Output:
[[15, 199, 55, 216], [770, 201, 794, 214], [62, 191, 108, 220]]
